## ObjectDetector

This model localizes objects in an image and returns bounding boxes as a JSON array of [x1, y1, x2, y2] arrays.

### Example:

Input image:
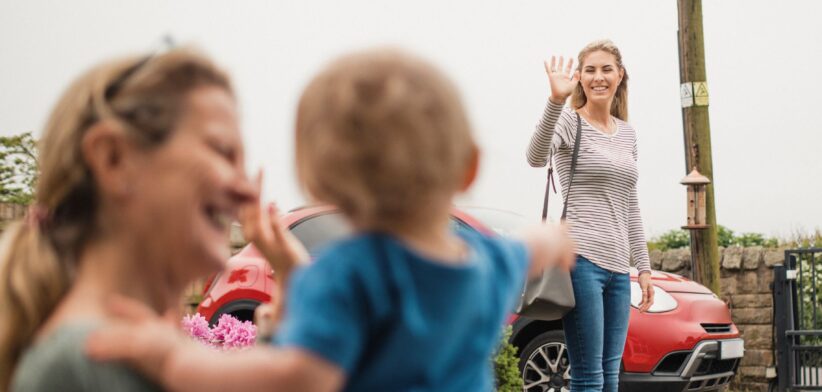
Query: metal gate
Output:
[[774, 249, 822, 390]]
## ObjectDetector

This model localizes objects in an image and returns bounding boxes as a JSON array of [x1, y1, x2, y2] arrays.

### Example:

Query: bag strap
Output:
[[541, 113, 582, 222]]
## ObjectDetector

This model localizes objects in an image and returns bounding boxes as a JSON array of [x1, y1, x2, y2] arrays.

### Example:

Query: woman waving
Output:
[[526, 39, 654, 392]]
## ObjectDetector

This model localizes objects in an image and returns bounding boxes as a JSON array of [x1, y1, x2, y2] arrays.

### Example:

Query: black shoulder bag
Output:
[[516, 113, 582, 321]]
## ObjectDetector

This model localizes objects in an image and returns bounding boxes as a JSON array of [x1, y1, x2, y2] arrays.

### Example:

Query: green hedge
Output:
[[648, 225, 779, 251]]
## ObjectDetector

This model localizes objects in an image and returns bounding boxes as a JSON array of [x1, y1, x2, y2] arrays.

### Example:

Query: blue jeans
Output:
[[562, 256, 631, 392]]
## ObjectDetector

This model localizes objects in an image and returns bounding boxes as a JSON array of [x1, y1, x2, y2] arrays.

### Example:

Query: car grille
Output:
[[652, 352, 690, 375], [649, 340, 741, 392], [701, 323, 732, 333], [652, 351, 738, 377], [686, 374, 735, 391], [693, 357, 738, 376]]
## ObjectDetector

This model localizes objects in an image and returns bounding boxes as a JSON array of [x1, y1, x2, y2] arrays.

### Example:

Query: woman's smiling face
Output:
[[579, 50, 624, 105], [125, 86, 254, 283]]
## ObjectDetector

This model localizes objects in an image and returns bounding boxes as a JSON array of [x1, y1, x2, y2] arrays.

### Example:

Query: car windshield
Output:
[[289, 212, 477, 257], [459, 207, 532, 238]]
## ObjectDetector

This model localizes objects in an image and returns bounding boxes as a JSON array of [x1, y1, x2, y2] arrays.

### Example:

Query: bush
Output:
[[648, 225, 780, 250], [717, 225, 734, 247], [782, 228, 822, 248], [735, 232, 778, 247], [648, 229, 690, 251], [0, 131, 38, 204], [494, 325, 523, 391]]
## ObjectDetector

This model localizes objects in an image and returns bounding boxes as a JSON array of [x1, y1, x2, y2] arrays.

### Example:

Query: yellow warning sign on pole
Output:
[[680, 82, 693, 108], [693, 81, 709, 106]]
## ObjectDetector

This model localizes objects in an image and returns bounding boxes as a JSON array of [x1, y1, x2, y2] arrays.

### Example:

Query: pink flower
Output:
[[223, 320, 257, 349], [211, 313, 240, 344], [181, 313, 256, 350], [181, 313, 212, 344]]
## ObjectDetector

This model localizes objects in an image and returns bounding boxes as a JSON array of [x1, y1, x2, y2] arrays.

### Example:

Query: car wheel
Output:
[[209, 300, 260, 325], [519, 330, 570, 392]]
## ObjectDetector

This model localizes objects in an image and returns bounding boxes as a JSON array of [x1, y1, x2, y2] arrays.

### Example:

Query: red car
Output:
[[198, 206, 743, 392]]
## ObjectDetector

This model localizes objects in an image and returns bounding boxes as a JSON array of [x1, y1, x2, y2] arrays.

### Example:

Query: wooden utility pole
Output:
[[677, 0, 720, 294]]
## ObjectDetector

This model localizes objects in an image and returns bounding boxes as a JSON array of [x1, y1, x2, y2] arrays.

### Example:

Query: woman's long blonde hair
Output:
[[570, 39, 629, 121], [0, 48, 231, 388]]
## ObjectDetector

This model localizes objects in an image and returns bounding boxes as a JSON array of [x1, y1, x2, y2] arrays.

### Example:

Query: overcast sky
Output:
[[2, 0, 820, 238]]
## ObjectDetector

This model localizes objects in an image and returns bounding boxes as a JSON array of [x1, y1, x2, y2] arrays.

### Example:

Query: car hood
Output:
[[629, 268, 714, 294]]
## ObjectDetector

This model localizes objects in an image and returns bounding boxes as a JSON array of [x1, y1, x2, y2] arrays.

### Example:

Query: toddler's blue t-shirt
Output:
[[275, 229, 529, 391]]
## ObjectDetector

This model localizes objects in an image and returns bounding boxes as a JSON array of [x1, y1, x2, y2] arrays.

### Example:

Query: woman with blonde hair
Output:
[[0, 47, 300, 391], [526, 39, 655, 391]]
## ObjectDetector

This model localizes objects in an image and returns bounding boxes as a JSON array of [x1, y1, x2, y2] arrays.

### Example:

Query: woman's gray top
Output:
[[11, 323, 162, 391]]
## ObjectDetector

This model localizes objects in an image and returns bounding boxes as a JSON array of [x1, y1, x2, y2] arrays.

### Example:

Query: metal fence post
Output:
[[775, 263, 790, 391]]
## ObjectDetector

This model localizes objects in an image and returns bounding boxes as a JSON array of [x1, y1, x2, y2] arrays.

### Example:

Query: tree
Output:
[[0, 132, 38, 204]]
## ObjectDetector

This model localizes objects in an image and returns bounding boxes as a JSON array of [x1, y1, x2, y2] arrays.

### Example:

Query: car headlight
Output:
[[630, 282, 678, 313]]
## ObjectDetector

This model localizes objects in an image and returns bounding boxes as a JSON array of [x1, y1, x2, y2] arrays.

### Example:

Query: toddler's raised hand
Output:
[[239, 171, 309, 278], [520, 222, 576, 278]]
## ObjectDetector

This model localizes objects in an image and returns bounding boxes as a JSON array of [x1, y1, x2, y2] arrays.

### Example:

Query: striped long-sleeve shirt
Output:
[[527, 100, 651, 274]]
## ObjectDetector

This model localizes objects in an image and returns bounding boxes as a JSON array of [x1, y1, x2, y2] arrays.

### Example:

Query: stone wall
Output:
[[650, 246, 785, 392]]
